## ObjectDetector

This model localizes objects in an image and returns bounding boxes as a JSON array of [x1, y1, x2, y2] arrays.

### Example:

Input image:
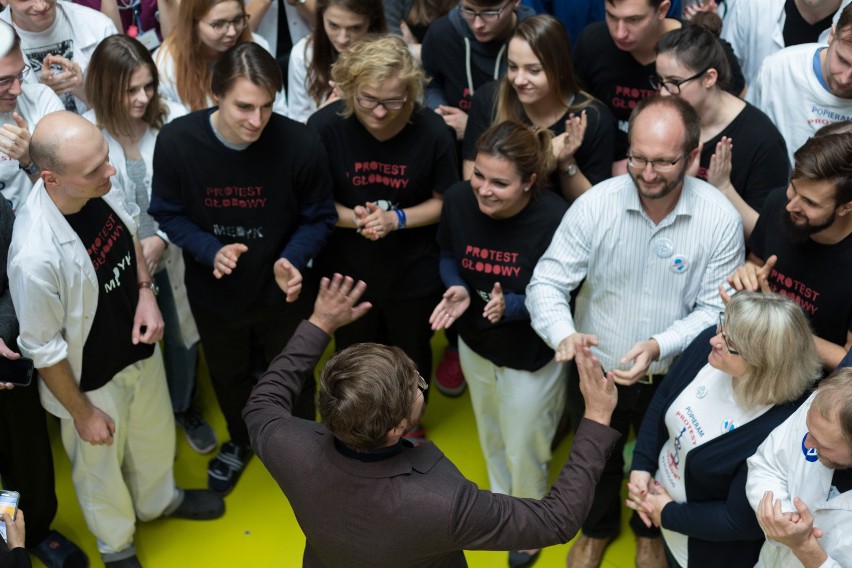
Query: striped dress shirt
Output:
[[526, 175, 745, 375]]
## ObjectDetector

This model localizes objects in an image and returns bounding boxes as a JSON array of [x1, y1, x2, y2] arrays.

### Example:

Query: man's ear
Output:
[[836, 199, 852, 217], [657, 0, 671, 19], [40, 169, 59, 188]]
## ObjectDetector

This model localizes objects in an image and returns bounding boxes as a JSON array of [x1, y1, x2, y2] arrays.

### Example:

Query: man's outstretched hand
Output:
[[308, 274, 372, 335]]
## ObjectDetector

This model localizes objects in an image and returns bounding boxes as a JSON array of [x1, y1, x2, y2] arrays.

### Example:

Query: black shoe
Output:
[[509, 549, 541, 568], [103, 555, 142, 568], [168, 489, 225, 520], [175, 409, 217, 454], [207, 441, 251, 495], [31, 530, 89, 568]]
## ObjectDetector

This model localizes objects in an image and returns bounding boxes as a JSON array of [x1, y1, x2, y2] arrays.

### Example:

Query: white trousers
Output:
[[459, 337, 566, 498], [58, 347, 178, 555]]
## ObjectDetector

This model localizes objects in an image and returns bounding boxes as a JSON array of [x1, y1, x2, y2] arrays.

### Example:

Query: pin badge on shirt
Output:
[[695, 385, 707, 398], [670, 255, 689, 273], [654, 237, 674, 258]]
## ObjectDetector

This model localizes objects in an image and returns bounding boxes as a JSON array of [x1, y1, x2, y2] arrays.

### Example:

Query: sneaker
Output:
[[104, 556, 142, 568], [175, 409, 217, 454], [435, 348, 466, 397], [207, 441, 251, 495], [168, 489, 225, 520], [509, 549, 540, 568], [32, 531, 89, 568], [403, 424, 428, 446]]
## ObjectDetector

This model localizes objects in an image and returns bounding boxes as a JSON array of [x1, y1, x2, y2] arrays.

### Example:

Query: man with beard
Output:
[[746, 366, 852, 568], [526, 95, 744, 567], [726, 132, 852, 370]]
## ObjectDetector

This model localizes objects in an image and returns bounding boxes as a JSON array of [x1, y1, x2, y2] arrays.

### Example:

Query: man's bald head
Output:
[[31, 111, 104, 175]]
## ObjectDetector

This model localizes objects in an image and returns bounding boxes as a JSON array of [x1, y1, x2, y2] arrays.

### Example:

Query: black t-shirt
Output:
[[695, 103, 790, 212], [437, 182, 568, 370], [832, 467, 852, 495], [784, 0, 835, 48], [463, 81, 615, 188], [65, 199, 154, 392], [750, 188, 852, 346], [574, 21, 746, 159], [151, 110, 336, 318], [573, 21, 657, 160], [308, 102, 459, 299]]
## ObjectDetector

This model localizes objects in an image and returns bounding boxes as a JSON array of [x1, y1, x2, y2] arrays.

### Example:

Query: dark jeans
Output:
[[0, 382, 57, 547], [567, 364, 663, 539], [191, 293, 315, 447], [334, 291, 440, 403]]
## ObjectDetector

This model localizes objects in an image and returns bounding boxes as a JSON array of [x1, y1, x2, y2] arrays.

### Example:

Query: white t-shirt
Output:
[[656, 365, 771, 567], [0, 82, 64, 210], [747, 43, 852, 164], [287, 35, 316, 122], [154, 34, 288, 117]]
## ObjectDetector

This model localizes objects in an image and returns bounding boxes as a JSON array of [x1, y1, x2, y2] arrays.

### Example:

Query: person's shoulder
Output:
[[580, 175, 631, 203], [412, 104, 452, 133], [576, 21, 609, 46], [59, 0, 118, 34], [19, 82, 64, 116], [306, 100, 344, 131], [763, 42, 818, 69], [686, 177, 741, 220], [443, 180, 474, 206]]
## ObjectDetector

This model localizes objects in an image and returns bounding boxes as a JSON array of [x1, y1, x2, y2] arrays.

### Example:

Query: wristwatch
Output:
[[138, 280, 160, 296], [18, 161, 38, 175], [561, 162, 578, 176]]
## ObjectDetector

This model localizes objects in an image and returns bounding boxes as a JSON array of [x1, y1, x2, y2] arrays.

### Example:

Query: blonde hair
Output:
[[330, 34, 425, 119], [725, 292, 821, 408]]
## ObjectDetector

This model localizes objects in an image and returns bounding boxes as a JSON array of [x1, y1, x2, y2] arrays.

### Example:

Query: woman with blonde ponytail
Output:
[[430, 120, 569, 568]]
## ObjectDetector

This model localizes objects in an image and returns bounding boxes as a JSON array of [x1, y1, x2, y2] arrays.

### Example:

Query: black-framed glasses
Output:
[[458, 0, 513, 22], [201, 13, 249, 34], [355, 96, 407, 111], [0, 65, 29, 90], [626, 152, 689, 172], [649, 67, 710, 95], [717, 312, 740, 355]]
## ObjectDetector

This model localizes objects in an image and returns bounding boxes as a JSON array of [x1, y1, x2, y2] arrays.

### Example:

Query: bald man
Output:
[[7, 111, 223, 568], [527, 96, 744, 566]]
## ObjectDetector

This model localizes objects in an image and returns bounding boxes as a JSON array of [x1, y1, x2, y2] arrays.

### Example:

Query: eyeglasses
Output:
[[0, 66, 29, 90], [458, 0, 512, 22], [626, 152, 689, 172], [649, 67, 710, 95], [201, 13, 249, 34], [417, 374, 429, 394], [716, 312, 740, 355], [355, 95, 408, 111]]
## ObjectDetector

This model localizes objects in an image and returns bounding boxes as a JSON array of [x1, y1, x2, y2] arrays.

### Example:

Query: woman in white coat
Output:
[[84, 34, 217, 454]]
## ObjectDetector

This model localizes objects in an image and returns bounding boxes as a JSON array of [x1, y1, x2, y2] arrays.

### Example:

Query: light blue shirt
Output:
[[526, 174, 744, 375]]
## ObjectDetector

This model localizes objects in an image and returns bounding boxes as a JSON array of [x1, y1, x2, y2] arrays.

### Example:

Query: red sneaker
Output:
[[435, 348, 466, 397]]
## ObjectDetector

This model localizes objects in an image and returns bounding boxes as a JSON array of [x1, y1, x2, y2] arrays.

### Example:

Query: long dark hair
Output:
[[307, 0, 386, 105]]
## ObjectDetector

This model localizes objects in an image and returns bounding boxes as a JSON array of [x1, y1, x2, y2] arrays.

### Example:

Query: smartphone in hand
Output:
[[0, 490, 20, 542]]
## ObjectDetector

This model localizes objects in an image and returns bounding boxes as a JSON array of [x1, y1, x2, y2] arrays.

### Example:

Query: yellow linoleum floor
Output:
[[33, 334, 636, 568]]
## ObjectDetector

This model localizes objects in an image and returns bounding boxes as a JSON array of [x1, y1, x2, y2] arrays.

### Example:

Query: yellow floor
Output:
[[35, 334, 636, 568]]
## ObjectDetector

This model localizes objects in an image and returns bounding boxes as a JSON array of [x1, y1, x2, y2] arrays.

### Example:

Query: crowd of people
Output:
[[0, 0, 850, 567]]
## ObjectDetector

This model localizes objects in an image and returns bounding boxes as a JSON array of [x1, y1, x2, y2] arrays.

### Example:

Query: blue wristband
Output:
[[395, 208, 407, 229]]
